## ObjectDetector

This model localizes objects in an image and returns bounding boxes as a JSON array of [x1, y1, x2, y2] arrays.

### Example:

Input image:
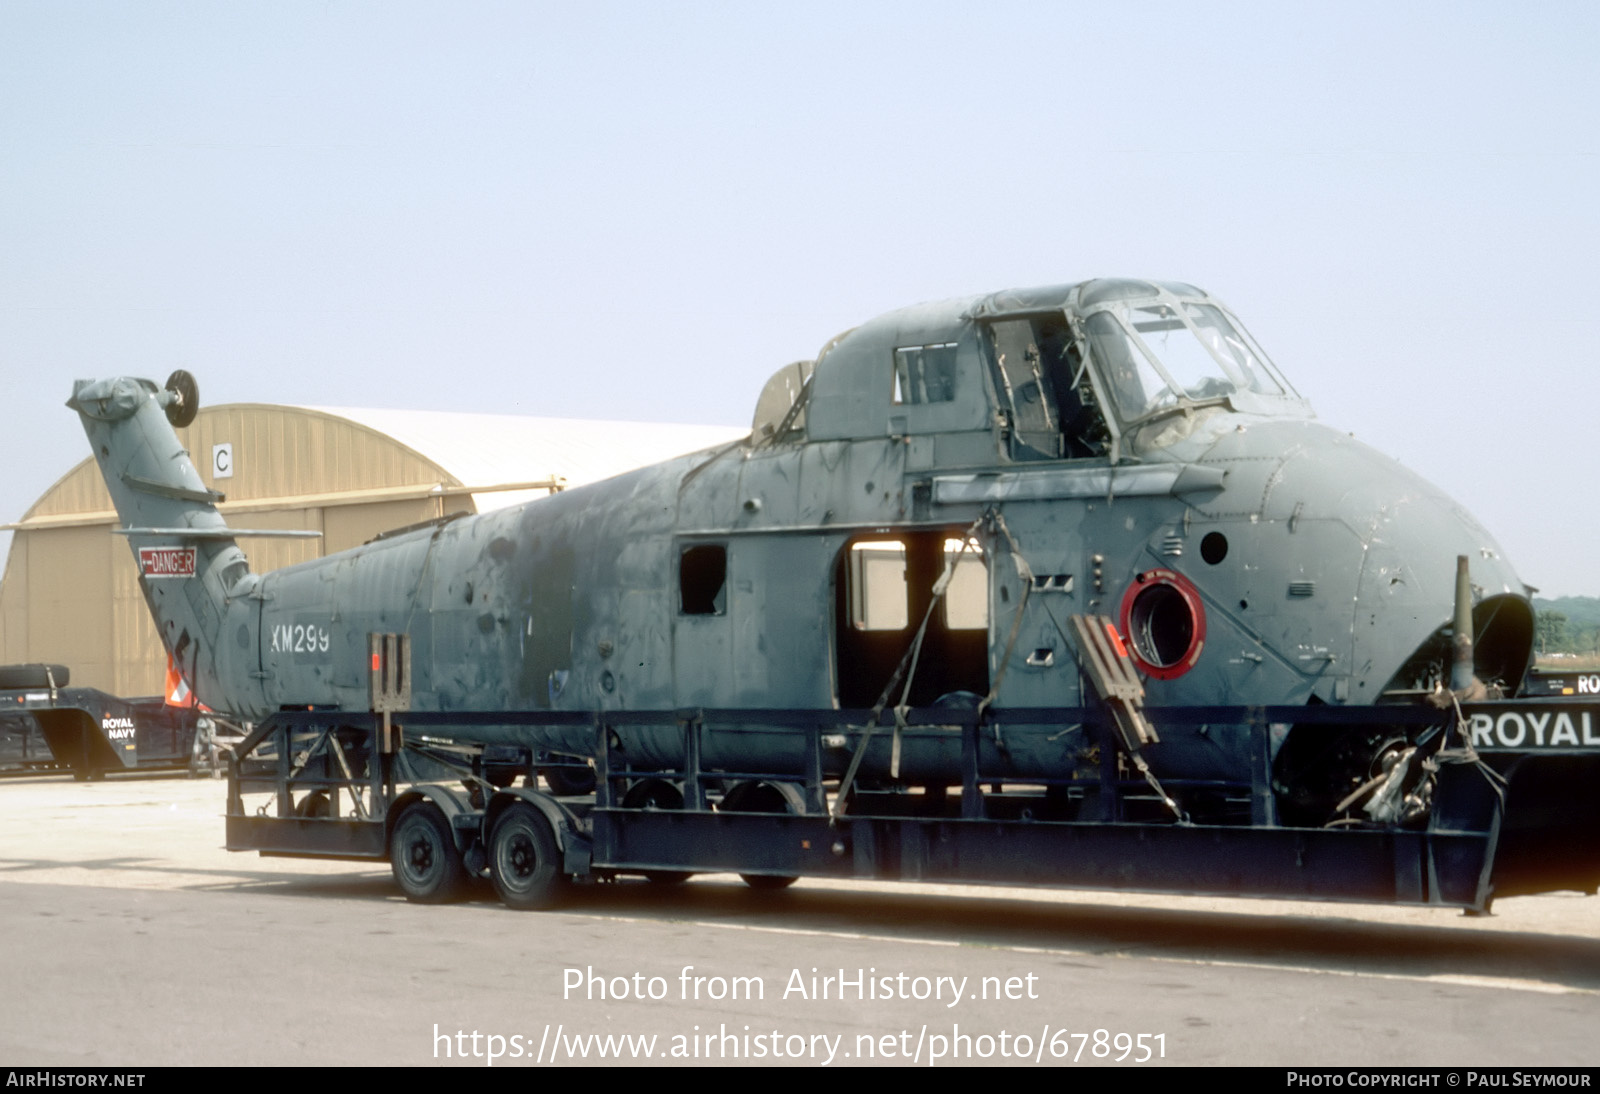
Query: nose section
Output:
[[1349, 482, 1532, 698], [1270, 425, 1532, 698], [1194, 419, 1532, 701]]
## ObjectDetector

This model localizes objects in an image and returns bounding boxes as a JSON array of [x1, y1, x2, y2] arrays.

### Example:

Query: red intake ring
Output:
[[1117, 568, 1207, 680]]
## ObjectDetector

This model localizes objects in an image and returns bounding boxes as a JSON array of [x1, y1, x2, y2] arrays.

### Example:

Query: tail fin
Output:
[[67, 373, 306, 715]]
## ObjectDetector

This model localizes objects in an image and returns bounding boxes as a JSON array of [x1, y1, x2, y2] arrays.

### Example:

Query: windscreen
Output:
[[1079, 286, 1297, 425]]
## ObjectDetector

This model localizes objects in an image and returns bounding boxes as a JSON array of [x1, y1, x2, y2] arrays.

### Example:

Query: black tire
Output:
[[295, 791, 332, 818], [0, 664, 70, 689], [389, 802, 466, 904], [720, 781, 801, 891], [164, 369, 199, 428], [621, 778, 684, 811], [622, 781, 693, 885], [741, 873, 799, 891], [539, 753, 597, 796], [484, 764, 524, 789], [489, 802, 567, 910], [645, 871, 692, 886]]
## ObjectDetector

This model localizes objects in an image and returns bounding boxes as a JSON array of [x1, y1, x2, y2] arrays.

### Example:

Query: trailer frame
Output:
[[222, 697, 1600, 914]]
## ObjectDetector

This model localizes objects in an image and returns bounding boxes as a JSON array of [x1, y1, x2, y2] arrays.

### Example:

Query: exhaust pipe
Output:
[[1451, 554, 1476, 693]]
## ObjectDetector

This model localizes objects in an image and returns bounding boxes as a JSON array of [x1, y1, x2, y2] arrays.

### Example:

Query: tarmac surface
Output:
[[2, 771, 1597, 1067]]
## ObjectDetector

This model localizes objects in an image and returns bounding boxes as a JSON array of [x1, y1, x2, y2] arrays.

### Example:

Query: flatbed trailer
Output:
[[223, 697, 1600, 914], [0, 674, 211, 779]]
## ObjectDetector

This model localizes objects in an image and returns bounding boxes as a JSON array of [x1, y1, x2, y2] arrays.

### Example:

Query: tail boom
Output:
[[69, 376, 265, 715]]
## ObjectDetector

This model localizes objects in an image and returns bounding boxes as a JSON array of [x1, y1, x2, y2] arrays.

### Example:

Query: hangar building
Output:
[[0, 404, 746, 697]]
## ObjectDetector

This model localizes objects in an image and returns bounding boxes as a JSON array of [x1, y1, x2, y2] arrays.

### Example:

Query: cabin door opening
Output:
[[983, 315, 1112, 460], [833, 530, 989, 708]]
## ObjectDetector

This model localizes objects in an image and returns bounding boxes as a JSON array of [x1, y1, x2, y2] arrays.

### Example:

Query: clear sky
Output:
[[2, 2, 1597, 593]]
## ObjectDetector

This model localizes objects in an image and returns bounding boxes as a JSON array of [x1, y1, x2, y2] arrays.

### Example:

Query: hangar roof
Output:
[[7, 404, 748, 529], [305, 406, 748, 511]]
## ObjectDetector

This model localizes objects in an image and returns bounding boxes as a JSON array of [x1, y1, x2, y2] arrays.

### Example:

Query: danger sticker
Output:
[[139, 546, 196, 578]]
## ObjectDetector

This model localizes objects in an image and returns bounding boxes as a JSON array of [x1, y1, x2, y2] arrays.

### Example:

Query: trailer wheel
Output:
[[538, 753, 597, 796], [489, 802, 566, 910], [390, 802, 466, 904], [721, 781, 800, 891], [295, 791, 332, 818], [742, 873, 798, 891], [621, 779, 693, 885]]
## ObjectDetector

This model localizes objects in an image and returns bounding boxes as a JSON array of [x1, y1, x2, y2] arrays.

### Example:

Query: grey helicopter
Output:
[[67, 276, 1536, 862]]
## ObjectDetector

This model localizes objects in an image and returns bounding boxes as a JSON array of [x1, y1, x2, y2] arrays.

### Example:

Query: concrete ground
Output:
[[2, 772, 1597, 1067]]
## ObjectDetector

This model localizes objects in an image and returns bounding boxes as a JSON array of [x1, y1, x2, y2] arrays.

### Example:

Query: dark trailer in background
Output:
[[0, 663, 207, 779]]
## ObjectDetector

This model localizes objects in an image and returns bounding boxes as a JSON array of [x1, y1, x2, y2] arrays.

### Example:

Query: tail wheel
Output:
[[489, 802, 567, 910], [390, 802, 465, 904], [163, 369, 200, 428], [720, 781, 800, 891]]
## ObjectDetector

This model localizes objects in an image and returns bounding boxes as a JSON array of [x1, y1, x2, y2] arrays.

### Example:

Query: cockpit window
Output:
[[982, 316, 1112, 460], [1182, 303, 1284, 396], [893, 343, 958, 405], [1085, 311, 1178, 421], [1131, 304, 1234, 400], [986, 321, 1057, 429], [1079, 279, 1160, 307], [984, 319, 1062, 459], [967, 280, 1305, 463], [1079, 287, 1299, 425]]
